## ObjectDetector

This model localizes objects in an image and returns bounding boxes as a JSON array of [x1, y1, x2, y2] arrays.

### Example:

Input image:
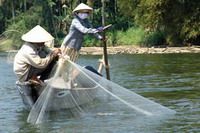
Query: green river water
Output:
[[0, 53, 199, 133]]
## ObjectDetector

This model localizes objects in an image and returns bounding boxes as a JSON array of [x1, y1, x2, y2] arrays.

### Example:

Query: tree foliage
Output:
[[119, 0, 200, 45], [0, 0, 199, 47]]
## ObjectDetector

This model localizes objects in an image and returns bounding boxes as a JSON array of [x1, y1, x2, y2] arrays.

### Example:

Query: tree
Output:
[[180, 0, 200, 44], [119, 0, 200, 45], [1, 0, 199, 46]]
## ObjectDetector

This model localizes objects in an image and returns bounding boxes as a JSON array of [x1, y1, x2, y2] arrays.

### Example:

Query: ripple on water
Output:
[[1, 53, 200, 132]]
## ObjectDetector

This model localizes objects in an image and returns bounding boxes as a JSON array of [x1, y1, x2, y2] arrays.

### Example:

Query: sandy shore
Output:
[[5, 46, 200, 55], [80, 46, 200, 55]]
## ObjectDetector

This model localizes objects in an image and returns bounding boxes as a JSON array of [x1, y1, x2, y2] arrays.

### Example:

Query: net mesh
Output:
[[27, 58, 176, 124]]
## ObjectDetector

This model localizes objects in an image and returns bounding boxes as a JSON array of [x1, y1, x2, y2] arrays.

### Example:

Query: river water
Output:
[[0, 52, 200, 133]]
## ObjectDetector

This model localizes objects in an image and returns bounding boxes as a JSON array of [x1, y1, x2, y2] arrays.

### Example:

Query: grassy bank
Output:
[[84, 27, 166, 47], [0, 39, 15, 51], [0, 27, 168, 51]]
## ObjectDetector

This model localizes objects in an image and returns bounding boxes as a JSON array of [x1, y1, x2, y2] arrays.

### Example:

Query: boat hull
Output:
[[16, 80, 98, 110], [48, 86, 97, 110]]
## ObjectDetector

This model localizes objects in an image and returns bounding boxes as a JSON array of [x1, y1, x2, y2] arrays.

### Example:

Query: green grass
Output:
[[0, 39, 14, 51], [0, 37, 23, 51], [0, 26, 167, 51], [116, 27, 145, 46], [83, 27, 146, 47]]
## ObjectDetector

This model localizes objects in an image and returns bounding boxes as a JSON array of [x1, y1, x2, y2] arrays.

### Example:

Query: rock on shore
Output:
[[80, 46, 200, 55]]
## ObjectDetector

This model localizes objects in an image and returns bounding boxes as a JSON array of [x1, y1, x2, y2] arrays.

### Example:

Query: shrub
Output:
[[142, 31, 166, 47], [116, 27, 145, 46], [5, 6, 43, 50]]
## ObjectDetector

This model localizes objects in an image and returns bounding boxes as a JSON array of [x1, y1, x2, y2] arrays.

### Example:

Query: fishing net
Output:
[[27, 57, 176, 125], [7, 51, 16, 64]]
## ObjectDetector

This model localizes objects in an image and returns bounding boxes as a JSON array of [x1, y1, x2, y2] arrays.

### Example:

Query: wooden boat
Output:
[[45, 77, 98, 110], [16, 76, 98, 111]]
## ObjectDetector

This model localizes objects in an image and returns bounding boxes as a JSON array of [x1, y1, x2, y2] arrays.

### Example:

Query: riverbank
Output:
[[80, 46, 200, 55], [3, 45, 200, 55]]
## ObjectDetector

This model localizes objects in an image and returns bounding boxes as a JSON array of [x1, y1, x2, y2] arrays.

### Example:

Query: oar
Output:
[[101, 0, 110, 80], [103, 24, 112, 30]]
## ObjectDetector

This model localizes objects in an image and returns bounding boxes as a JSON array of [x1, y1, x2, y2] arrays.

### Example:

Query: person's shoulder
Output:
[[22, 43, 33, 49], [72, 17, 80, 23], [20, 43, 35, 54]]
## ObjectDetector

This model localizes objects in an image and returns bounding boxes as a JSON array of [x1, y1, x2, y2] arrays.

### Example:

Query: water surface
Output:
[[0, 53, 200, 132]]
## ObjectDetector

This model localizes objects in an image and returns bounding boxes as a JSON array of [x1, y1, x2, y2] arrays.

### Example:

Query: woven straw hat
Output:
[[21, 25, 54, 43], [73, 3, 93, 13]]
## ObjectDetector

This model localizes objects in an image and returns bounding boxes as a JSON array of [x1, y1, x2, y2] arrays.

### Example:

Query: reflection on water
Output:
[[0, 53, 200, 132]]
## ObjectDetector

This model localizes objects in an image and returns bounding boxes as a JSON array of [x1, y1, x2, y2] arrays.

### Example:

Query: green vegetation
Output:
[[0, 39, 14, 51], [0, 0, 199, 50], [115, 27, 145, 46]]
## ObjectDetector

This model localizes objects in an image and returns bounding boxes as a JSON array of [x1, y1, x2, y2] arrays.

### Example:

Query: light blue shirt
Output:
[[62, 16, 102, 51]]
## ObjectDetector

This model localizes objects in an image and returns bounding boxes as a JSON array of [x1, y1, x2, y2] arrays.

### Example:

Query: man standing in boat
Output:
[[13, 25, 61, 109], [61, 3, 103, 62]]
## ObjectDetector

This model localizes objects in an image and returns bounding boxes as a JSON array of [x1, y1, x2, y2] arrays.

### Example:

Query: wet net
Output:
[[27, 57, 176, 124]]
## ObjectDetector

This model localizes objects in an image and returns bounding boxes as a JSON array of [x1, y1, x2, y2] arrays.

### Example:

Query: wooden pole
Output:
[[101, 0, 110, 80]]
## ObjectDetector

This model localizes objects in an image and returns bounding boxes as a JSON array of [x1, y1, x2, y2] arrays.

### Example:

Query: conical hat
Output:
[[21, 25, 54, 43], [73, 3, 93, 13]]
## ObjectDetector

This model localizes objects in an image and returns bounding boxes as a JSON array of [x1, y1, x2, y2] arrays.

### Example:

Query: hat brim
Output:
[[72, 3, 93, 13], [21, 25, 54, 43], [73, 9, 92, 13]]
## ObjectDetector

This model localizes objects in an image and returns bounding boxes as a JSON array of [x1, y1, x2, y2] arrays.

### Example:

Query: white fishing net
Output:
[[27, 58, 176, 125]]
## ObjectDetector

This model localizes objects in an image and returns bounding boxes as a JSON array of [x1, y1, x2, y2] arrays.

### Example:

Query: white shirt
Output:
[[13, 42, 54, 82]]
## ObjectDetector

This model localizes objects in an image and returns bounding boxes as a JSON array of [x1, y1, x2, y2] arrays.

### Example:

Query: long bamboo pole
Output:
[[101, 0, 110, 80]]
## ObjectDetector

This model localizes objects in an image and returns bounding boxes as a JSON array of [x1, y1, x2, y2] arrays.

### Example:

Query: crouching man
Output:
[[13, 25, 61, 109]]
